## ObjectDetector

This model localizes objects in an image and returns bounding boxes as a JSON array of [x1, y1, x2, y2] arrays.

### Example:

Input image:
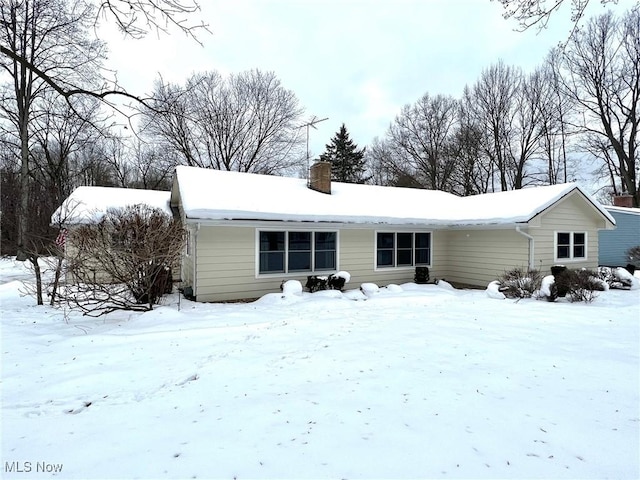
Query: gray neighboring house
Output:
[[599, 200, 640, 267]]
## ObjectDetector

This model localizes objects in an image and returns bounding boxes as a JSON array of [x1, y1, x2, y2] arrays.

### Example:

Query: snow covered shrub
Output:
[[567, 269, 603, 303], [596, 266, 639, 290], [305, 272, 350, 292], [496, 268, 542, 299], [546, 268, 604, 303], [539, 275, 557, 301], [612, 267, 640, 290], [627, 246, 640, 266]]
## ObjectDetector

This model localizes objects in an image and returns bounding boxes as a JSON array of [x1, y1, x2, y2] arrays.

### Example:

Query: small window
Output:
[[556, 232, 586, 261]]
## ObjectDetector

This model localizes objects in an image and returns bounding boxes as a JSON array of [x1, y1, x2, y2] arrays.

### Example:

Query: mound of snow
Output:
[[342, 289, 368, 301], [360, 283, 380, 297], [281, 279, 303, 296], [311, 289, 343, 299], [436, 279, 455, 290], [486, 281, 506, 300], [254, 292, 305, 305], [382, 283, 403, 293]]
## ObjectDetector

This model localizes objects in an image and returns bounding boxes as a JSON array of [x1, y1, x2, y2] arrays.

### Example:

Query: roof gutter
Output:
[[515, 226, 535, 269]]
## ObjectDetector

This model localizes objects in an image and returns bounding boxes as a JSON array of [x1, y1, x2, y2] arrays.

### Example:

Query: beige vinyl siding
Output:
[[337, 229, 447, 287], [194, 226, 261, 301], [438, 229, 530, 287], [193, 225, 446, 302], [530, 191, 604, 273]]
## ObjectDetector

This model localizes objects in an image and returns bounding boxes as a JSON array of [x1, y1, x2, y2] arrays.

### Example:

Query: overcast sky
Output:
[[104, 0, 636, 157]]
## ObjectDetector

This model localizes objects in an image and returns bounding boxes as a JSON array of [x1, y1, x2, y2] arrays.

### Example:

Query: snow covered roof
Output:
[[173, 166, 615, 227], [52, 186, 172, 225], [605, 205, 640, 216]]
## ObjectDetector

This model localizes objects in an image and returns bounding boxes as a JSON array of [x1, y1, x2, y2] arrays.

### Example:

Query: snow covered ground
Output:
[[1, 257, 639, 479]]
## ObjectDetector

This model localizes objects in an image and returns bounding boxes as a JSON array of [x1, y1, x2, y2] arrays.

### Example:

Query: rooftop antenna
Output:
[[299, 115, 328, 183]]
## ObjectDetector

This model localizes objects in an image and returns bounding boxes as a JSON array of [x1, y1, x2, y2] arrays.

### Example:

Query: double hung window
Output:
[[556, 232, 586, 260]]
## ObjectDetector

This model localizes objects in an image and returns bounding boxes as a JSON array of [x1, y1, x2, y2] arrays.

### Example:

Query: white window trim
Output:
[[255, 228, 340, 277], [374, 230, 433, 271], [554, 231, 588, 262]]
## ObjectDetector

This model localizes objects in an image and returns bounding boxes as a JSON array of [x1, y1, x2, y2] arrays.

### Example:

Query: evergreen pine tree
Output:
[[319, 124, 370, 183]]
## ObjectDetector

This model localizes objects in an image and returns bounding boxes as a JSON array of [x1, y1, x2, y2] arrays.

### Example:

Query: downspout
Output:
[[193, 222, 200, 299], [515, 226, 535, 270]]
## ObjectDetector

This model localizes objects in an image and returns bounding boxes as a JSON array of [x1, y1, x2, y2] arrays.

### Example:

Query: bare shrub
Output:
[[627, 246, 640, 266], [60, 205, 185, 316], [497, 268, 542, 298], [567, 269, 604, 303], [549, 268, 604, 303]]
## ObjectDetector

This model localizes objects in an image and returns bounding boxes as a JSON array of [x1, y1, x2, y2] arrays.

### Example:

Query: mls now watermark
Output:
[[5, 461, 64, 474]]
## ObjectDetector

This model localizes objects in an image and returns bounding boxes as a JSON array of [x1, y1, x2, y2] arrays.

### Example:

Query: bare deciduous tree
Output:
[[370, 93, 458, 191], [493, 0, 619, 31], [451, 89, 492, 195], [1, 0, 106, 261], [558, 9, 639, 206], [468, 61, 521, 191], [146, 69, 306, 175]]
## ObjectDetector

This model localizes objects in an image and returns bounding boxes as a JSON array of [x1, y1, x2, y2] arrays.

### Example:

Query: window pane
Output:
[[377, 250, 393, 267], [573, 245, 585, 258], [574, 232, 585, 245], [260, 231, 285, 251], [415, 233, 430, 248], [557, 232, 570, 245], [315, 251, 336, 270], [315, 232, 336, 250], [289, 232, 311, 250], [397, 233, 413, 249], [415, 248, 430, 265], [289, 251, 311, 271], [377, 232, 394, 249], [260, 252, 284, 273], [397, 249, 412, 266], [557, 245, 570, 259]]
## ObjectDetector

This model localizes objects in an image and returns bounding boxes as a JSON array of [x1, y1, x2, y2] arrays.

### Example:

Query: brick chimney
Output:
[[613, 194, 634, 208], [309, 161, 331, 194]]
